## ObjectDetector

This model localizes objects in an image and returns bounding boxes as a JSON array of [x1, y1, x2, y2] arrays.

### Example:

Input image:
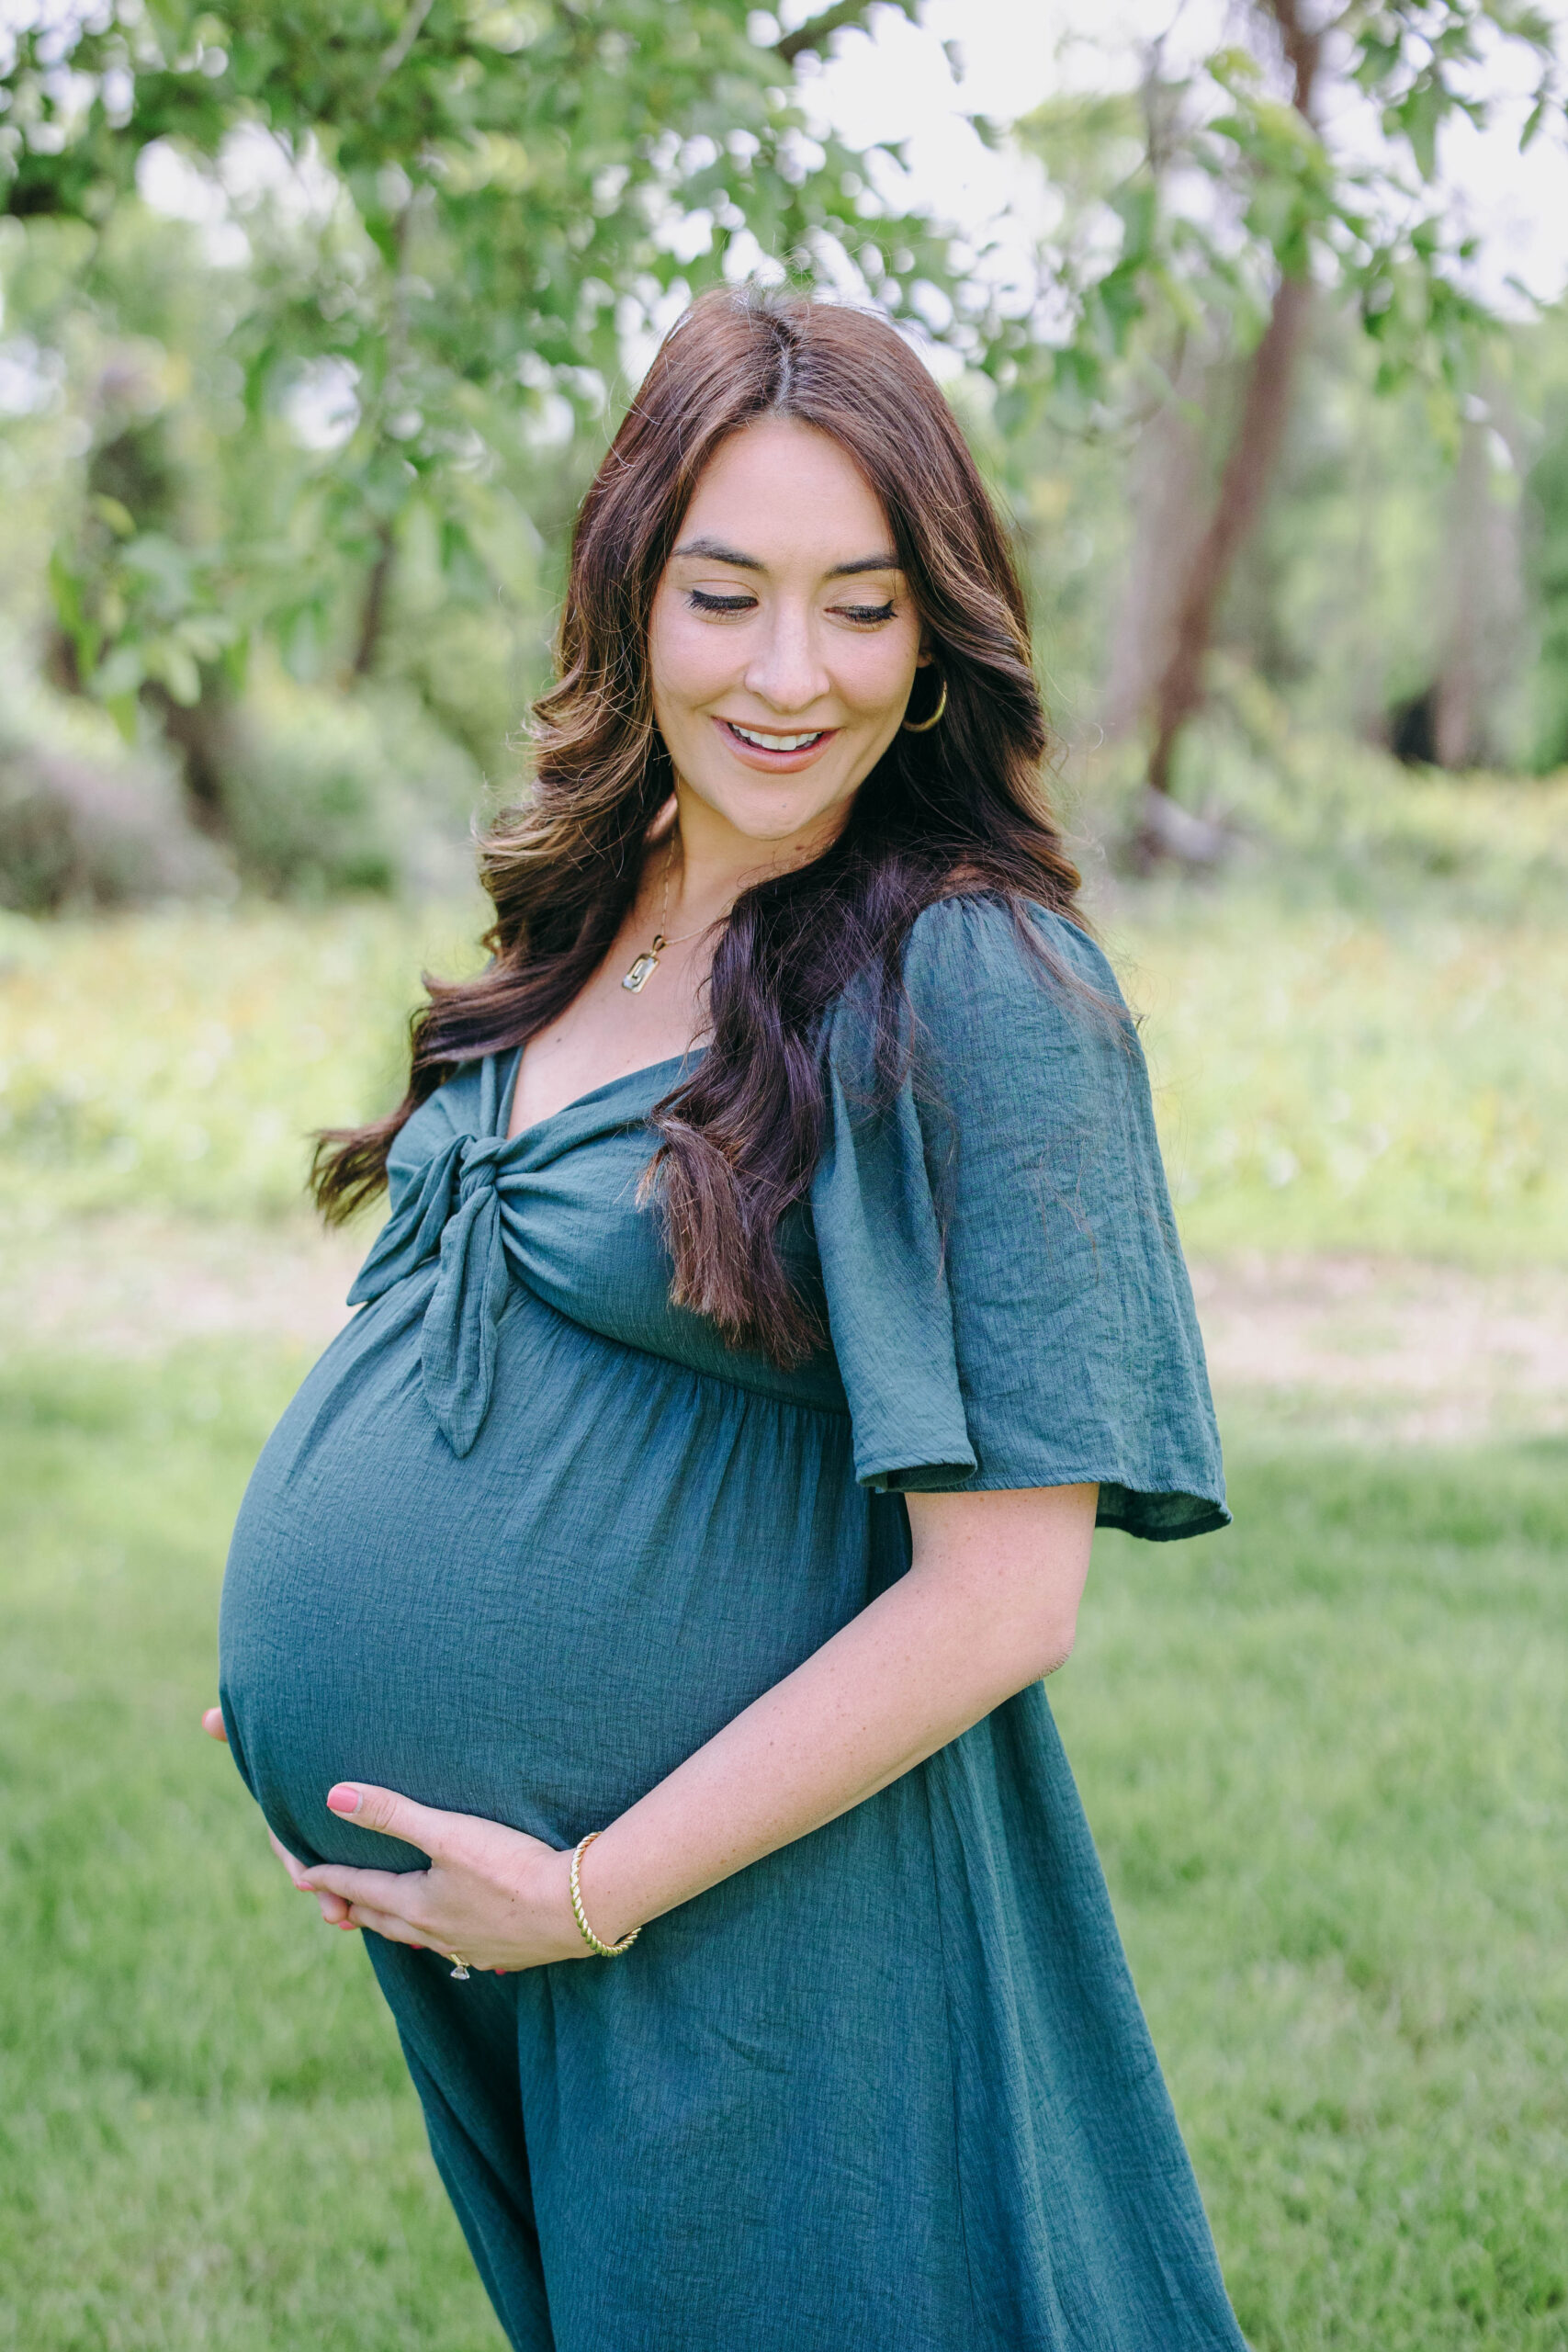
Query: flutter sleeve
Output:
[[810, 895, 1227, 1541]]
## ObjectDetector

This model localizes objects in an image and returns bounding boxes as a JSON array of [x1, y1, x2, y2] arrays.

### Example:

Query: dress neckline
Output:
[[500, 1046, 702, 1143]]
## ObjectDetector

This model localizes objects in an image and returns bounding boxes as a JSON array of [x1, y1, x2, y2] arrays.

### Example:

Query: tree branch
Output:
[[775, 0, 911, 67], [377, 0, 435, 85], [1264, 0, 1324, 122]]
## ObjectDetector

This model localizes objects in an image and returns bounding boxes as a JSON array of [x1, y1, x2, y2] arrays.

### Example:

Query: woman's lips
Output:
[[715, 717, 839, 772]]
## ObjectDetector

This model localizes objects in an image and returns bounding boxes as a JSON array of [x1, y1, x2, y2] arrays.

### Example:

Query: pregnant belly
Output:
[[219, 1286, 878, 1873]]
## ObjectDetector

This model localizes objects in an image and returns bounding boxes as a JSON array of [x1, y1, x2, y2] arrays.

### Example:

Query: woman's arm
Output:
[[244, 1483, 1097, 1969], [578, 1483, 1095, 1946]]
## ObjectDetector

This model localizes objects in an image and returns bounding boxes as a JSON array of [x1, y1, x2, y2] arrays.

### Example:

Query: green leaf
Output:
[[102, 691, 141, 743], [141, 639, 203, 706], [89, 494, 137, 538], [92, 645, 148, 702], [1393, 77, 1446, 182]]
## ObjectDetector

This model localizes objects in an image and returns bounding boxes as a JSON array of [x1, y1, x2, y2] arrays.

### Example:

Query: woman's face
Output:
[[648, 416, 928, 854]]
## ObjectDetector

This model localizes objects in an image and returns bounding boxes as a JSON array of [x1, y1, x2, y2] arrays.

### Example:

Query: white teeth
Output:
[[728, 723, 824, 752]]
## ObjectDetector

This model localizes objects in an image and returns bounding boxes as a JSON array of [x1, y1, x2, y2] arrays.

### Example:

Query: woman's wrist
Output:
[[524, 1842, 594, 1963]]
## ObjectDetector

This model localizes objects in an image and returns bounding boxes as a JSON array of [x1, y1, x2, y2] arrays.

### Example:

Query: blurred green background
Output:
[[4, 4, 1568, 2347]]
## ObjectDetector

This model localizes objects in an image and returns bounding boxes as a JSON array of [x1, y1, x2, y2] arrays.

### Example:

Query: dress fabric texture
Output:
[[219, 897, 1245, 2352]]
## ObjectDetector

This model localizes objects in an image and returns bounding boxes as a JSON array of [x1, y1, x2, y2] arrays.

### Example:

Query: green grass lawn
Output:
[[2, 1342, 1563, 2350], [1074, 1459, 1568, 2350], [0, 1345, 502, 2352]]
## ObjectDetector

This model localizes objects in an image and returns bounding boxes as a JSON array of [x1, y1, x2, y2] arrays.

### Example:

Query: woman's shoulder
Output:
[[900, 889, 1131, 1046], [822, 890, 1139, 1135]]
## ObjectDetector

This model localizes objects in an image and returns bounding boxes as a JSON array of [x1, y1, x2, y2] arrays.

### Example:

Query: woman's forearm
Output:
[[578, 1484, 1097, 1948]]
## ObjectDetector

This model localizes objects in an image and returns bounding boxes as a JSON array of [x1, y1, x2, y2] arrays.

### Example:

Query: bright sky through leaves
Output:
[[794, 0, 1568, 314]]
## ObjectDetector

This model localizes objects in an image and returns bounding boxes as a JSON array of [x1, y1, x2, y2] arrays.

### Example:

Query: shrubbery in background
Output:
[[3, 757, 1563, 1262], [3, 0, 1567, 909]]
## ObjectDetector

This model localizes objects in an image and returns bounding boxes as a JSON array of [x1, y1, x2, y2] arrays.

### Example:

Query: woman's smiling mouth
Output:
[[716, 717, 838, 768]]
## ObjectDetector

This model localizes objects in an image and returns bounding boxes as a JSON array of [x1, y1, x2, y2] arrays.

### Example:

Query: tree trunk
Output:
[[144, 679, 243, 835], [1137, 0, 1321, 846], [349, 201, 414, 684], [1144, 270, 1314, 799], [352, 521, 397, 680], [1102, 336, 1213, 741], [1432, 420, 1489, 769], [1431, 403, 1525, 770]]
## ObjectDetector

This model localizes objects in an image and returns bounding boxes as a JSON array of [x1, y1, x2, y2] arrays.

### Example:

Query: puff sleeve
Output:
[[810, 896, 1227, 1541]]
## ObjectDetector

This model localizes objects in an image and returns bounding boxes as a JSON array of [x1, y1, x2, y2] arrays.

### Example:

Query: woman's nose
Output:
[[742, 609, 829, 715]]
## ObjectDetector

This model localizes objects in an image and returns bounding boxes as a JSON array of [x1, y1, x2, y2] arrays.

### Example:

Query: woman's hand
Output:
[[201, 1709, 590, 1972], [297, 1782, 591, 1973]]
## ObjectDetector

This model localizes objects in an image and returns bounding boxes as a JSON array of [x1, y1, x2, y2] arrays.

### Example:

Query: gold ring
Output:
[[447, 1951, 472, 1980]]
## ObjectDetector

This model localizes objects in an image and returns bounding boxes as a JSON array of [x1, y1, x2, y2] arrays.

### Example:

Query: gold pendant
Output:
[[621, 934, 666, 993]]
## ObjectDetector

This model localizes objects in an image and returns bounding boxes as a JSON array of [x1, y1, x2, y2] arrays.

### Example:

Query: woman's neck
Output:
[[663, 782, 846, 934]]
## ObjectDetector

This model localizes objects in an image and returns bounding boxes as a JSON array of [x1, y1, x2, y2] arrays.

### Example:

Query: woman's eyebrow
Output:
[[672, 536, 761, 568], [671, 537, 901, 577]]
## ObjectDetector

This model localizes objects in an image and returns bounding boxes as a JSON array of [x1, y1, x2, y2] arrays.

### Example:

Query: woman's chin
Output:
[[678, 773, 860, 853]]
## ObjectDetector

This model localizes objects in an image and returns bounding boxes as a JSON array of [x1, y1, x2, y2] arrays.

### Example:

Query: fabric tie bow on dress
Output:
[[347, 1131, 519, 1456]]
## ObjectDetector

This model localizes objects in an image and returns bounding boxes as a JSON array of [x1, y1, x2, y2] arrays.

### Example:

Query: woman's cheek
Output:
[[842, 640, 923, 728]]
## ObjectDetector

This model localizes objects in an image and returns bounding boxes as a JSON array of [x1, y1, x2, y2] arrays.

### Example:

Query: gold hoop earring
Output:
[[901, 674, 947, 734]]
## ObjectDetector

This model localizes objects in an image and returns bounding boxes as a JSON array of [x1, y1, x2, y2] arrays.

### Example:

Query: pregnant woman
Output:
[[210, 289, 1245, 2351]]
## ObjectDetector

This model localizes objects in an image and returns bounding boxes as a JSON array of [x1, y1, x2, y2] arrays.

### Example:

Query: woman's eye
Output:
[[834, 600, 897, 626], [687, 588, 757, 615]]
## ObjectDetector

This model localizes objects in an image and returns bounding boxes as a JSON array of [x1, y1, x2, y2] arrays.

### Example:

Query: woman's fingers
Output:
[[201, 1705, 229, 1742], [301, 1860, 431, 1922], [324, 1780, 453, 1859], [344, 1900, 433, 1951]]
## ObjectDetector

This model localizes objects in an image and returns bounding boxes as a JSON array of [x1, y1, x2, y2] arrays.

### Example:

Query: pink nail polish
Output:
[[327, 1785, 361, 1815]]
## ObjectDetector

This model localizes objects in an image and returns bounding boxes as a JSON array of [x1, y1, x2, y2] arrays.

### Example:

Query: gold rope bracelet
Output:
[[570, 1831, 641, 1958]]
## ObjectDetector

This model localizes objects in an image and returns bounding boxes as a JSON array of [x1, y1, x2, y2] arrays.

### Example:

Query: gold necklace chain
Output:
[[620, 834, 712, 994], [654, 834, 712, 947]]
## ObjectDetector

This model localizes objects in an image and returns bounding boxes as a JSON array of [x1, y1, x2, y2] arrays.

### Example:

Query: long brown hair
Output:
[[314, 288, 1086, 1363]]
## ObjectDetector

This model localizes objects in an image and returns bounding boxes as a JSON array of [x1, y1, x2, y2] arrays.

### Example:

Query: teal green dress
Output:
[[219, 898, 1243, 2352]]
